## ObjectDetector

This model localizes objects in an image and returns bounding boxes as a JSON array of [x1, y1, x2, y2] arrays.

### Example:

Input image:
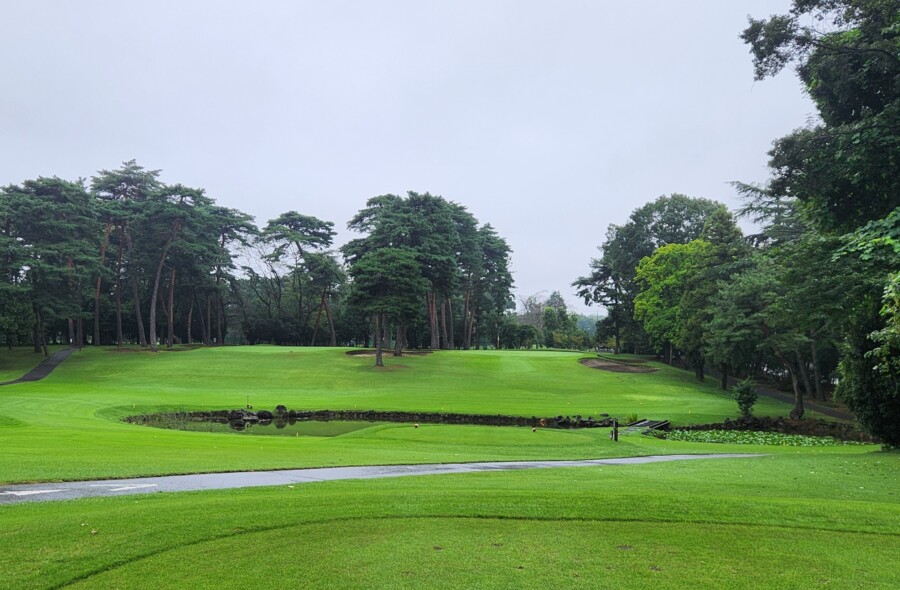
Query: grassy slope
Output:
[[0, 346, 797, 483], [1, 450, 897, 589], [0, 345, 63, 382], [1, 346, 897, 588]]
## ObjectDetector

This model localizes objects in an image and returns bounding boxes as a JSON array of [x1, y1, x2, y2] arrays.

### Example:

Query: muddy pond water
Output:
[[126, 414, 380, 437], [124, 409, 614, 437]]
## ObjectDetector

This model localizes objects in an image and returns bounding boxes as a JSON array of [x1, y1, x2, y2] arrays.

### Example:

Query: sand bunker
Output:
[[580, 358, 657, 373]]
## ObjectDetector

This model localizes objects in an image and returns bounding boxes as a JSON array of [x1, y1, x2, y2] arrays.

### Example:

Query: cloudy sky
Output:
[[1, 1, 814, 313]]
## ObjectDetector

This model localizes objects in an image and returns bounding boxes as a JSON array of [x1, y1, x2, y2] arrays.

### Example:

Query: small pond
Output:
[[124, 408, 616, 437], [127, 413, 379, 437]]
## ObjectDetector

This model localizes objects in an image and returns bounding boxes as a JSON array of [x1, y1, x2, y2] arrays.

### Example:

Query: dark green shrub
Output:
[[732, 379, 758, 417]]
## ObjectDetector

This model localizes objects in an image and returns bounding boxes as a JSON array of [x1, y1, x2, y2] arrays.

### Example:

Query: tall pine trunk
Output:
[[324, 294, 336, 347], [216, 290, 223, 345], [310, 291, 325, 346], [131, 277, 147, 346], [440, 300, 449, 349], [796, 348, 813, 400], [113, 230, 125, 345], [393, 320, 405, 356], [810, 339, 825, 401], [777, 352, 804, 420], [166, 268, 176, 349], [197, 295, 209, 345], [148, 226, 178, 353], [462, 285, 471, 350], [93, 222, 112, 345], [148, 257, 166, 352], [186, 296, 194, 344], [427, 291, 440, 349], [466, 299, 478, 350], [374, 314, 384, 367], [446, 297, 454, 349]]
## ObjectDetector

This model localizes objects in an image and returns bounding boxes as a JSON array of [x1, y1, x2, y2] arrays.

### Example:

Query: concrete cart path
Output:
[[0, 454, 763, 505], [0, 347, 76, 386]]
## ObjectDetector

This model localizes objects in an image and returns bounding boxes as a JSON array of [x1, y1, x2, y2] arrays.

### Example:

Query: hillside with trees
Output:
[[574, 0, 899, 444]]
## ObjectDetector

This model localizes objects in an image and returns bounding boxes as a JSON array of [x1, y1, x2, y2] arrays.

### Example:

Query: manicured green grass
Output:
[[0, 345, 801, 483], [0, 345, 896, 588], [1, 450, 897, 589]]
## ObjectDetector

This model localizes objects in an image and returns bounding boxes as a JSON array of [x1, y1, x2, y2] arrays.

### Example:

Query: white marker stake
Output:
[[1, 489, 62, 496]]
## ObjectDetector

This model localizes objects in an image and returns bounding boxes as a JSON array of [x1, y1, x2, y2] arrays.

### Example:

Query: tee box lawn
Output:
[[0, 346, 897, 589]]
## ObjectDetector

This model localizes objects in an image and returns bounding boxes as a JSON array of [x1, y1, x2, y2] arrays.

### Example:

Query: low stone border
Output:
[[124, 408, 615, 430]]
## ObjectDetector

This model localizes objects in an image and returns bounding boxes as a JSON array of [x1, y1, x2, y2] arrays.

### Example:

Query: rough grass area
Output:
[[0, 345, 63, 381], [1, 451, 897, 589]]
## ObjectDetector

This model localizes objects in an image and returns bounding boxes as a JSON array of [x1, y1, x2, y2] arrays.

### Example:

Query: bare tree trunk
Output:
[[427, 292, 439, 349], [720, 363, 729, 391], [166, 268, 176, 349], [131, 277, 147, 346], [694, 356, 705, 381], [34, 308, 48, 357], [93, 222, 112, 345], [393, 320, 405, 356], [197, 295, 209, 345], [148, 232, 175, 353], [467, 299, 478, 350], [186, 296, 194, 344], [206, 296, 212, 345], [310, 291, 325, 346], [440, 300, 449, 349], [796, 348, 813, 400], [32, 309, 41, 354], [113, 231, 125, 345], [324, 295, 336, 347], [777, 352, 804, 419], [149, 273, 162, 352], [216, 291, 223, 345], [788, 367, 804, 420], [374, 314, 384, 367], [462, 285, 471, 350], [66, 256, 75, 347], [446, 297, 455, 349], [810, 340, 825, 401]]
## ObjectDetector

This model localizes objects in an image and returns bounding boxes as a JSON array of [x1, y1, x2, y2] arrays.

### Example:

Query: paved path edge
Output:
[[0, 454, 764, 505]]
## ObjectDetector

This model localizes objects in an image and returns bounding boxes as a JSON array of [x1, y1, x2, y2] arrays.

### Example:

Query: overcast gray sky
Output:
[[1, 1, 814, 314]]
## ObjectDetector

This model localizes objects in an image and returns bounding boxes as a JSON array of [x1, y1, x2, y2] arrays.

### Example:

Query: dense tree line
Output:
[[0, 169, 514, 357], [0, 162, 255, 354], [575, 0, 899, 444], [508, 291, 592, 350], [342, 192, 514, 365]]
